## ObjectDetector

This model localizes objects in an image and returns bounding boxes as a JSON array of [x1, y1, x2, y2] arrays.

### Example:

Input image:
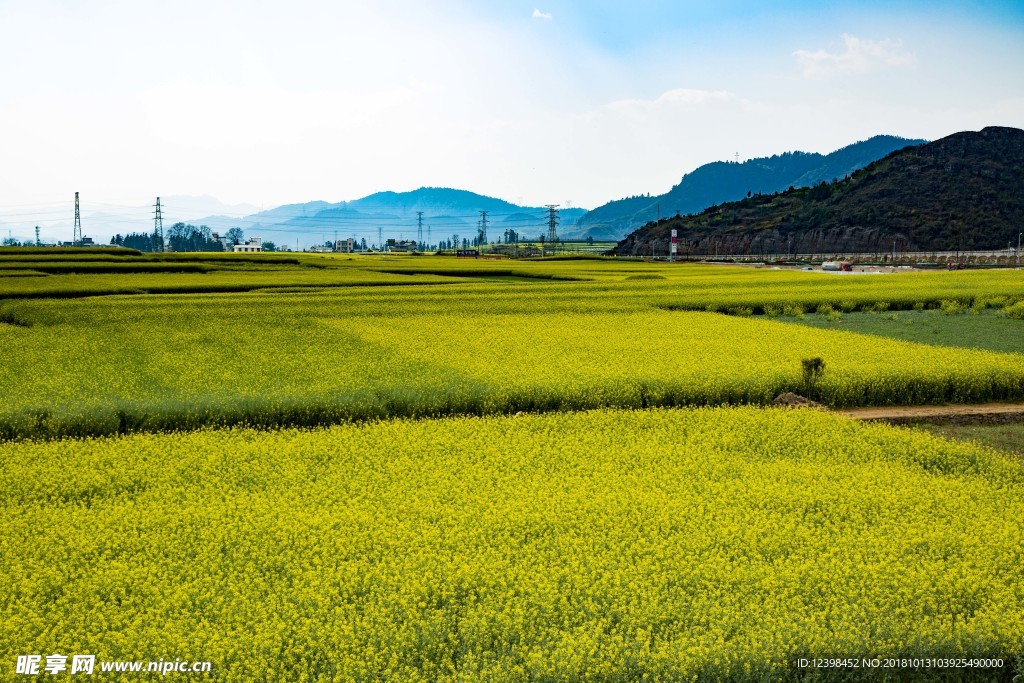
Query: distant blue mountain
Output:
[[572, 135, 927, 241], [191, 187, 590, 248]]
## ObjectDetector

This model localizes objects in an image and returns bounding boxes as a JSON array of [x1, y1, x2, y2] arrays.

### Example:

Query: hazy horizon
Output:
[[1, 0, 1022, 241]]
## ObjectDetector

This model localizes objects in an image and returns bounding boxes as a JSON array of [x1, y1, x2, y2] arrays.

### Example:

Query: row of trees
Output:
[[167, 223, 229, 252], [109, 224, 274, 252], [109, 231, 164, 252]]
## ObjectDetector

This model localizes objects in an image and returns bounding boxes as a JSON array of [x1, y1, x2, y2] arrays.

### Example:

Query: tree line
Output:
[[109, 224, 276, 252]]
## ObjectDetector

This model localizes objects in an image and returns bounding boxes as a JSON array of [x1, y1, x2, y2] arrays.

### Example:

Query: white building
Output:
[[233, 237, 262, 253]]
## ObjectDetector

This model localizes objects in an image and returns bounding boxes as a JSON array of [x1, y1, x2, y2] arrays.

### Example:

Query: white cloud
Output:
[[532, 8, 552, 20], [794, 34, 916, 78]]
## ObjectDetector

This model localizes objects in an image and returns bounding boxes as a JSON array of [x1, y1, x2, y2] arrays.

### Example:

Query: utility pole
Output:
[[478, 211, 488, 250], [378, 226, 383, 252], [35, 226, 41, 247], [545, 204, 559, 254], [73, 191, 82, 245], [417, 211, 424, 250], [153, 197, 164, 252], [427, 226, 432, 251]]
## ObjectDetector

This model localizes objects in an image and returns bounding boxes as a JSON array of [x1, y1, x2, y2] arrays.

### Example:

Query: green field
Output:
[[913, 422, 1024, 457], [793, 308, 1024, 355], [2, 250, 1024, 680]]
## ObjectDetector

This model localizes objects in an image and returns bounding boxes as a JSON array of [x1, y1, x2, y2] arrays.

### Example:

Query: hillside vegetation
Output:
[[576, 135, 924, 240], [615, 127, 1024, 256]]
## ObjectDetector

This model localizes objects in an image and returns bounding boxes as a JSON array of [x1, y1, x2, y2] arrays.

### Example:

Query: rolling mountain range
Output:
[[613, 127, 1024, 257], [574, 135, 927, 241], [6, 134, 977, 251], [191, 188, 588, 247]]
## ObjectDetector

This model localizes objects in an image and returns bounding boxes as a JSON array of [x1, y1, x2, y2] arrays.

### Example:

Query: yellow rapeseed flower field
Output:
[[1, 408, 1022, 681], [1, 290, 1022, 438]]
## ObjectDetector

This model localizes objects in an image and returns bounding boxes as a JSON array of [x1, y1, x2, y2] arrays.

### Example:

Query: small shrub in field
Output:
[[783, 303, 805, 318], [815, 303, 835, 316], [0, 309, 31, 327], [1002, 301, 1024, 320], [875, 302, 890, 312], [625, 274, 666, 280], [940, 299, 966, 315], [763, 303, 783, 317], [728, 306, 753, 317], [975, 296, 1008, 309], [839, 301, 857, 313], [801, 357, 826, 398], [913, 302, 926, 311]]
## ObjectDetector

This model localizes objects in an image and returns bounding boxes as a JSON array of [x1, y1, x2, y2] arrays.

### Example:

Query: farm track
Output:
[[839, 402, 1024, 424]]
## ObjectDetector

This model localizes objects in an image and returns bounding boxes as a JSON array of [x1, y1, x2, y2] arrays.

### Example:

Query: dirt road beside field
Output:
[[839, 403, 1024, 425]]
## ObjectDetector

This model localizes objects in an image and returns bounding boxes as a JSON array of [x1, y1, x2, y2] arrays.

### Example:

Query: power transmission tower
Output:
[[73, 191, 82, 245], [153, 197, 164, 252], [378, 226, 383, 252], [427, 226, 432, 251], [416, 211, 424, 249], [478, 211, 488, 249], [545, 204, 559, 248], [35, 226, 40, 247]]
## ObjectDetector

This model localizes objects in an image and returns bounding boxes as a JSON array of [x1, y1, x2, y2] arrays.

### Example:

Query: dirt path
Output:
[[838, 402, 1024, 424]]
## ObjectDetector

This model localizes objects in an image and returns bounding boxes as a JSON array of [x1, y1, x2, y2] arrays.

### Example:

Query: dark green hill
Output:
[[578, 135, 925, 240], [614, 127, 1024, 257]]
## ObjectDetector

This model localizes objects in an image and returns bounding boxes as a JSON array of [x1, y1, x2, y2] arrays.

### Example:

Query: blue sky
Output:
[[0, 0, 1022, 234]]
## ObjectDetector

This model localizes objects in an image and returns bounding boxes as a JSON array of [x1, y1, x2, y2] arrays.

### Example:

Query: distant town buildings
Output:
[[59, 237, 95, 247], [388, 239, 417, 252], [210, 232, 233, 251]]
